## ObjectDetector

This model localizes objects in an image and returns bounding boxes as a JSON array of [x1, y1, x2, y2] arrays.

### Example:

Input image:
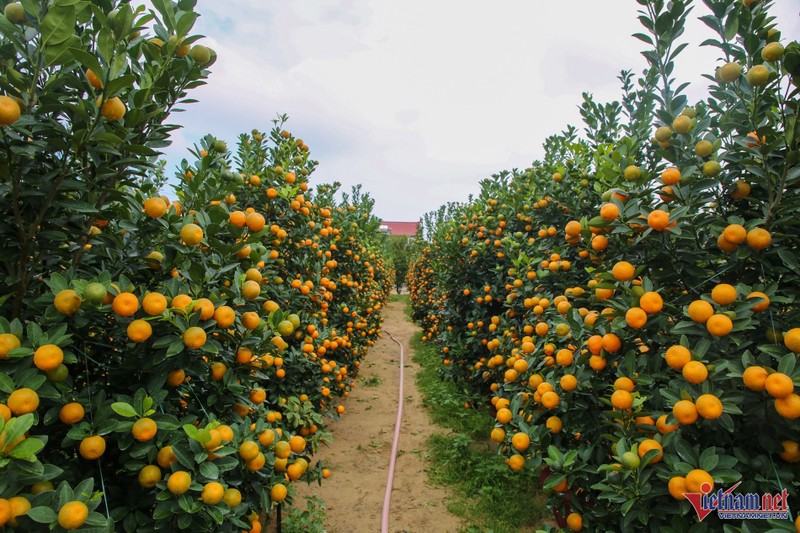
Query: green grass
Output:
[[389, 293, 409, 303], [411, 332, 548, 532]]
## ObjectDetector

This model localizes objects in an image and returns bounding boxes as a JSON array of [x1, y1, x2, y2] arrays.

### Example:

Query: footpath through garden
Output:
[[291, 298, 462, 532]]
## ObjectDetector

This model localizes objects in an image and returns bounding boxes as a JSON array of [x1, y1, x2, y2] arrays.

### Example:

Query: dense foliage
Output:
[[409, 0, 800, 530], [0, 1, 389, 531]]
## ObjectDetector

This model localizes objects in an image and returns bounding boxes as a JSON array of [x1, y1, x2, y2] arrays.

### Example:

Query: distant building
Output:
[[380, 221, 419, 236]]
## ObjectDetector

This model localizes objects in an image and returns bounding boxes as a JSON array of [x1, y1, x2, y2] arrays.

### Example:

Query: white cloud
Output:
[[157, 0, 800, 221]]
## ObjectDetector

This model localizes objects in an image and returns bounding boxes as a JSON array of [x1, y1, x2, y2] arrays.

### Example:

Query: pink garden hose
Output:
[[381, 330, 405, 533]]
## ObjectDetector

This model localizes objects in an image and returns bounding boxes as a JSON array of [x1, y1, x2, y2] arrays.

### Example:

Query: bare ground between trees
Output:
[[289, 299, 463, 532]]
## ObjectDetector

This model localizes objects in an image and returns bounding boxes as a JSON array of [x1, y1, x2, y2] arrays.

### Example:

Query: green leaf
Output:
[[0, 373, 13, 393], [111, 402, 138, 418], [199, 461, 218, 479], [40, 5, 76, 46], [8, 436, 45, 460], [27, 506, 58, 523], [777, 353, 796, 375]]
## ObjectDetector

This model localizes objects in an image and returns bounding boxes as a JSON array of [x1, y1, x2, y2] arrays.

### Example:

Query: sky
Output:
[[157, 0, 800, 222]]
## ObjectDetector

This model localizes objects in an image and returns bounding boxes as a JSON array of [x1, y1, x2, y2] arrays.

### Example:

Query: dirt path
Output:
[[293, 299, 463, 533]]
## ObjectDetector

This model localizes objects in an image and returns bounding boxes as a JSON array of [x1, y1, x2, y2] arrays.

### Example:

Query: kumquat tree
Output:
[[0, 0, 389, 531], [409, 0, 800, 530]]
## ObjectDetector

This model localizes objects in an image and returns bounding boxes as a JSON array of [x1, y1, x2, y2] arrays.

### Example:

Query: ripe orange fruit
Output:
[[706, 314, 733, 336], [740, 291, 768, 313], [601, 333, 621, 353], [213, 305, 235, 328], [511, 432, 531, 451], [614, 376, 635, 392], [79, 435, 106, 460], [127, 319, 153, 343], [183, 326, 207, 349], [656, 414, 678, 434], [239, 440, 260, 462], [229, 210, 246, 227], [784, 328, 800, 353], [270, 483, 287, 502], [0, 95, 22, 126], [746, 228, 771, 250], [546, 416, 563, 434], [696, 394, 723, 419], [625, 307, 647, 329], [765, 372, 794, 399], [665, 345, 691, 370], [100, 96, 126, 120], [58, 501, 89, 530], [157, 446, 178, 468], [167, 471, 192, 494], [668, 476, 687, 499], [194, 298, 215, 320], [541, 391, 560, 409], [210, 362, 227, 381], [132, 417, 158, 442], [142, 292, 167, 315], [742, 366, 768, 391], [490, 427, 505, 443], [0, 333, 20, 359], [661, 167, 681, 185], [59, 402, 85, 424], [166, 368, 185, 387], [711, 283, 737, 305], [612, 261, 635, 281], [7, 387, 39, 415], [112, 292, 139, 317], [86, 69, 103, 89], [201, 482, 225, 505], [54, 289, 81, 315], [180, 223, 204, 246], [138, 465, 162, 488], [775, 393, 800, 420], [779, 441, 800, 463], [682, 361, 708, 384], [600, 203, 619, 221], [639, 292, 663, 314], [33, 344, 64, 372], [508, 454, 525, 471], [289, 435, 306, 453], [143, 197, 168, 218], [638, 439, 663, 462], [673, 400, 698, 425], [560, 374, 578, 392], [722, 224, 746, 245], [566, 512, 583, 532], [685, 469, 714, 492], [565, 220, 582, 236], [245, 212, 266, 232], [611, 389, 633, 410], [591, 234, 608, 252], [647, 210, 669, 231], [687, 300, 714, 323]]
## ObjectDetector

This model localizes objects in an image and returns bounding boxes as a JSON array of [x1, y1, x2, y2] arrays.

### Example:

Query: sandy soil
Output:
[[290, 300, 463, 533]]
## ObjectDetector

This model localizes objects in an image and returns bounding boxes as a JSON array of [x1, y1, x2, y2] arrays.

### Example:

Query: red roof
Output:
[[380, 221, 419, 236]]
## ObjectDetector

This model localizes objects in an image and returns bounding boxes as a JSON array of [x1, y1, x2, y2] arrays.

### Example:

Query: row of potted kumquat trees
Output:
[[409, 0, 800, 530], [0, 0, 390, 531]]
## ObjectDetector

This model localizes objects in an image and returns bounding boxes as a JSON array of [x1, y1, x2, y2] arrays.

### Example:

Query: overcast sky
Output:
[[158, 1, 800, 222]]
